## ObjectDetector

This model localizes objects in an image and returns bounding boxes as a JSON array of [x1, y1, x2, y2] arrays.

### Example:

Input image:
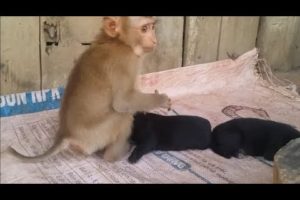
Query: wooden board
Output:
[[218, 16, 259, 60], [292, 17, 300, 70], [0, 17, 40, 95], [257, 16, 300, 71], [183, 17, 259, 65], [183, 17, 222, 66]]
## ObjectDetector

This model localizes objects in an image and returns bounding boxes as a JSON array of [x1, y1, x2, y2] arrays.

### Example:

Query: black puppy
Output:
[[128, 112, 212, 163], [210, 118, 300, 161]]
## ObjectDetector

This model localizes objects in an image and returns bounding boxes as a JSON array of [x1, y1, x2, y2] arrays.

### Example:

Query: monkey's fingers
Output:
[[154, 89, 159, 94]]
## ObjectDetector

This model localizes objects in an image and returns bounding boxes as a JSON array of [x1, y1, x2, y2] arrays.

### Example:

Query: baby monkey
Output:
[[8, 16, 171, 162]]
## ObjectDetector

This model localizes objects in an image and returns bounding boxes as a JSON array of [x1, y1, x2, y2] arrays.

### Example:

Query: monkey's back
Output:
[[59, 45, 122, 130]]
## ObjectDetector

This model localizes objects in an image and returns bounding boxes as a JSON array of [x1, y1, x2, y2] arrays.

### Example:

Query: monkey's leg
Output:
[[103, 115, 133, 162], [67, 114, 127, 156], [103, 140, 130, 162], [68, 138, 103, 156]]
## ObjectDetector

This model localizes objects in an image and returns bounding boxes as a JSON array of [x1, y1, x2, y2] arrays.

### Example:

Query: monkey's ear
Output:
[[103, 17, 121, 38]]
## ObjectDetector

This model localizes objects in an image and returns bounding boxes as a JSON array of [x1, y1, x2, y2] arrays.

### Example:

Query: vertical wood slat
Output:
[[257, 16, 300, 71], [293, 21, 300, 69], [183, 17, 222, 66], [218, 16, 260, 60], [0, 17, 40, 95]]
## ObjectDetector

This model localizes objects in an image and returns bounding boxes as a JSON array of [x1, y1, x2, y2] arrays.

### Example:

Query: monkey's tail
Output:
[[7, 136, 68, 163]]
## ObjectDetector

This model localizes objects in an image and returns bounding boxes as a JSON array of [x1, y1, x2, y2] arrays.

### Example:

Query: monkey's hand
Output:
[[154, 90, 171, 111]]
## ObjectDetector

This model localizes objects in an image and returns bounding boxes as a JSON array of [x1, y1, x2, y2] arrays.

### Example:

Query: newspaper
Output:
[[1, 48, 299, 183]]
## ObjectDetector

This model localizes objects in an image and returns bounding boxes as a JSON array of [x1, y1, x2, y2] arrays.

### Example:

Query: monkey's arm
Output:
[[112, 88, 170, 113], [110, 62, 171, 113]]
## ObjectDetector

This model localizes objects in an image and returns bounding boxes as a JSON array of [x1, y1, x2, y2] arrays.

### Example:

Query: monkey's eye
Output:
[[141, 25, 148, 33]]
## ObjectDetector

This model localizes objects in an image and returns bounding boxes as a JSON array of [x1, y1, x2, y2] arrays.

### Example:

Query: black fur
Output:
[[210, 118, 300, 161], [128, 112, 212, 163]]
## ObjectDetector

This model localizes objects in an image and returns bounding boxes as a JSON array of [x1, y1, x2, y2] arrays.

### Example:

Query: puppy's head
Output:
[[211, 127, 242, 159]]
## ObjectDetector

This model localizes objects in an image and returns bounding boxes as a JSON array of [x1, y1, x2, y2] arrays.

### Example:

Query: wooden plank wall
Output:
[[1, 17, 40, 94], [183, 17, 260, 65], [1, 16, 300, 95], [257, 16, 300, 71]]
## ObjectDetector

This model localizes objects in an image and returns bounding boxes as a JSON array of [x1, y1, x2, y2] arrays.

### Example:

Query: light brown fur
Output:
[[8, 16, 171, 162]]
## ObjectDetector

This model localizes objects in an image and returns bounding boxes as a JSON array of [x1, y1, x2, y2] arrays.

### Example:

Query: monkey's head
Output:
[[102, 16, 158, 56]]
